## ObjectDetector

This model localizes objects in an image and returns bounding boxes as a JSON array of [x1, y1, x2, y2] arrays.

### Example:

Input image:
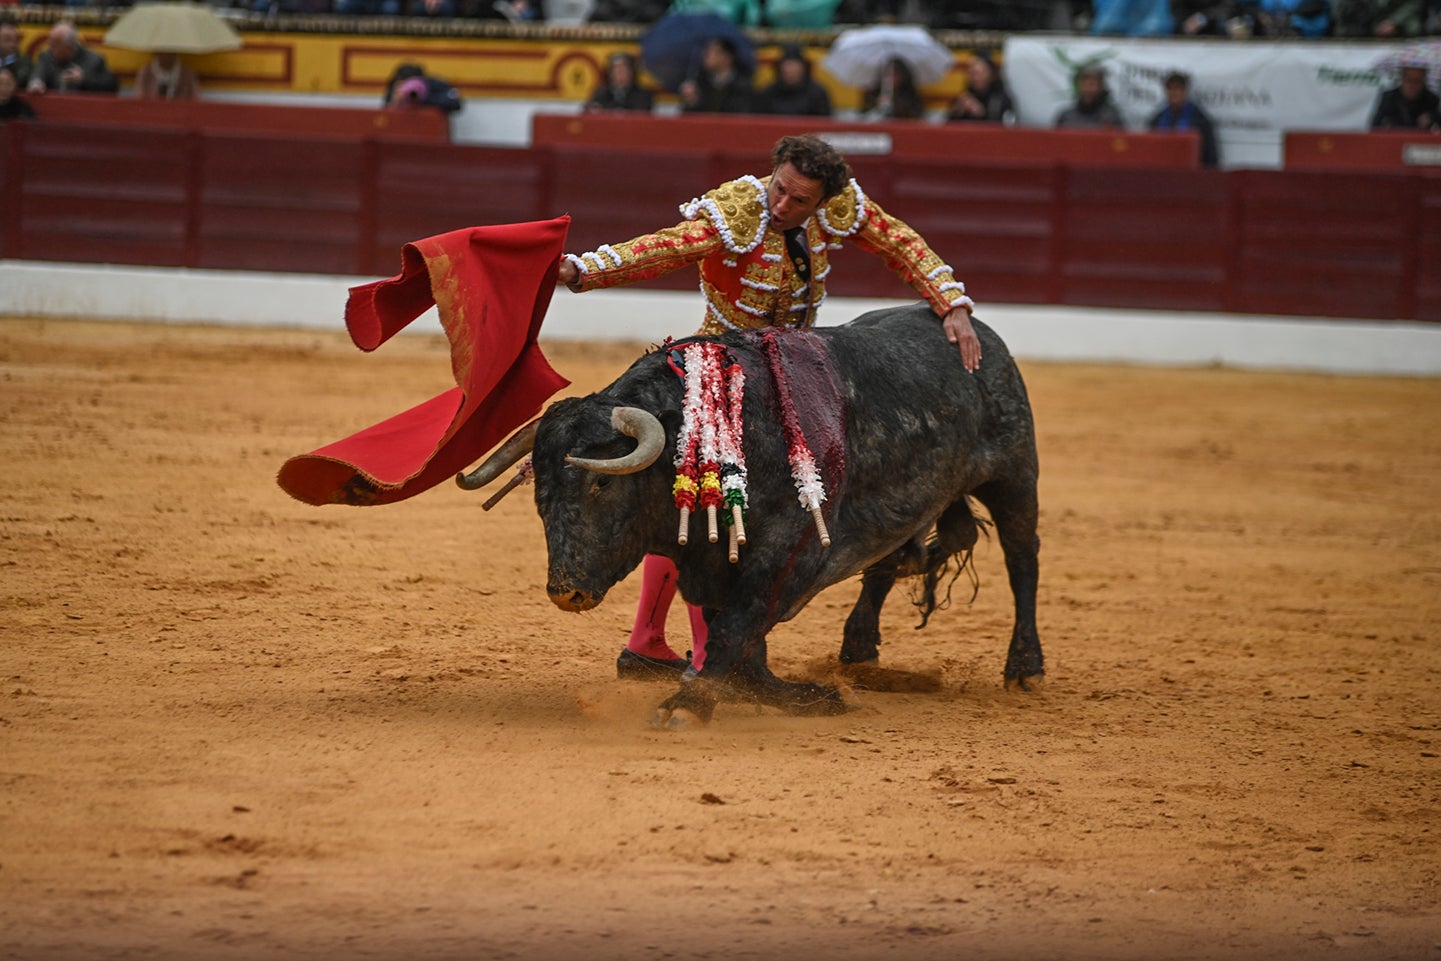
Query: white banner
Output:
[[1002, 36, 1399, 168]]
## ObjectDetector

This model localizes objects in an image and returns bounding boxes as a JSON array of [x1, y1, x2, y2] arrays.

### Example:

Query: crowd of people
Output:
[[1, 5, 1437, 143], [2, 0, 1437, 33]]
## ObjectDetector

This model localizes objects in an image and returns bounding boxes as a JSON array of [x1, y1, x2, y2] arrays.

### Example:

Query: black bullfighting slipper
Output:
[[616, 649, 691, 681]]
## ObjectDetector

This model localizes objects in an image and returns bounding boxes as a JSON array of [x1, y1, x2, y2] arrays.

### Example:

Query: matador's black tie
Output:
[[783, 227, 811, 282]]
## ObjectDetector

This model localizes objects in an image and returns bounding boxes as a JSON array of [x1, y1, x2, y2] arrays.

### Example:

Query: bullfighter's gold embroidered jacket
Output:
[[564, 175, 973, 336]]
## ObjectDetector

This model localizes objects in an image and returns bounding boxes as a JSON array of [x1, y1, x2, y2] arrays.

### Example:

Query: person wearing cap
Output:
[[757, 44, 831, 117], [585, 52, 654, 113], [1370, 64, 1439, 130], [1055, 62, 1124, 128], [554, 134, 980, 680], [1149, 70, 1219, 167]]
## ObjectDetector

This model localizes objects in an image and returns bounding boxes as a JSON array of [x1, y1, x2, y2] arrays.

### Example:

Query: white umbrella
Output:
[[819, 24, 954, 89], [1372, 38, 1441, 94], [105, 2, 243, 55]]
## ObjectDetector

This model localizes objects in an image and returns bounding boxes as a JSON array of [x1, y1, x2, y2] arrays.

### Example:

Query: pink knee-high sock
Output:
[[626, 554, 684, 661], [686, 602, 710, 671]]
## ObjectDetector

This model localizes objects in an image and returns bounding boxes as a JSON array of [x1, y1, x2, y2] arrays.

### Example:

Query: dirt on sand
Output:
[[1, 317, 1438, 961]]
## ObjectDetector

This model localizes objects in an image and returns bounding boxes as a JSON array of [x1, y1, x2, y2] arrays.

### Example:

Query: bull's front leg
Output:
[[652, 612, 850, 729]]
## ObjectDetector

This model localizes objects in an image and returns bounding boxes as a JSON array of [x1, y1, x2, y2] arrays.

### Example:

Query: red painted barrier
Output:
[[531, 113, 1202, 169], [1285, 131, 1441, 172], [23, 93, 450, 142], [2, 119, 1437, 324]]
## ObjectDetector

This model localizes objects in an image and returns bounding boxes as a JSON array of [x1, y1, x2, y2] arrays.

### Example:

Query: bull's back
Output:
[[822, 304, 1035, 525]]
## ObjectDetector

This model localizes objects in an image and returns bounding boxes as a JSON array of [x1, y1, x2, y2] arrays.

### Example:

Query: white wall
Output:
[[3, 259, 1439, 376]]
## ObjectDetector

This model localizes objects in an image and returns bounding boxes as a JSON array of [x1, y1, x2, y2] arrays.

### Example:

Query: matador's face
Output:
[[767, 162, 825, 233]]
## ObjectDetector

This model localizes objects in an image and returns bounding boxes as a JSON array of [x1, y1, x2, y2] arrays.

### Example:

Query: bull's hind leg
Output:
[[972, 479, 1043, 690], [840, 564, 897, 664], [840, 498, 982, 663]]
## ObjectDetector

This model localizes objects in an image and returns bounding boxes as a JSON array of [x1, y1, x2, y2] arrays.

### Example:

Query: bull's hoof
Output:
[[651, 684, 717, 729], [838, 647, 880, 665], [617, 649, 690, 681], [1005, 673, 1045, 693], [651, 706, 705, 730]]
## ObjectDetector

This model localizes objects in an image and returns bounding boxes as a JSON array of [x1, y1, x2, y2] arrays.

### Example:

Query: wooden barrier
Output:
[[3, 119, 1438, 324], [531, 112, 1202, 169], [1285, 131, 1441, 171], [22, 94, 450, 142]]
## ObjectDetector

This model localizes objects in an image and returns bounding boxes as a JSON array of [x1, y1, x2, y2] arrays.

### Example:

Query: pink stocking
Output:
[[686, 602, 710, 671], [625, 554, 684, 661]]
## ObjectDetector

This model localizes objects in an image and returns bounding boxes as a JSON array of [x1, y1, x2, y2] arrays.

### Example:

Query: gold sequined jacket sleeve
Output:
[[563, 176, 773, 294], [817, 179, 975, 316]]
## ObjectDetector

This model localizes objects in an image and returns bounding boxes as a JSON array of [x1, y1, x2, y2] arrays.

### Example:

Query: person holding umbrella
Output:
[[680, 36, 754, 114], [135, 52, 200, 100], [554, 134, 981, 679], [1370, 63, 1439, 130], [104, 3, 243, 100]]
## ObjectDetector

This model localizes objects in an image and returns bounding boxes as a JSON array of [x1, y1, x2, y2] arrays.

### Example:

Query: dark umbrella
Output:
[[640, 12, 756, 93]]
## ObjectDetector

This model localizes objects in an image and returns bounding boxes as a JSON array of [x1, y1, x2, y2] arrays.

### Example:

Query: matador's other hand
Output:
[[556, 256, 578, 287], [944, 307, 981, 373]]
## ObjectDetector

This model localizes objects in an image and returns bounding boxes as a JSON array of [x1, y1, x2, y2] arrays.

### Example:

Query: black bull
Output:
[[462, 303, 1042, 724]]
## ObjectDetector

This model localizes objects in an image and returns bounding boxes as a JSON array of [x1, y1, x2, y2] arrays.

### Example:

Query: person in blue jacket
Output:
[[1149, 71, 1220, 168]]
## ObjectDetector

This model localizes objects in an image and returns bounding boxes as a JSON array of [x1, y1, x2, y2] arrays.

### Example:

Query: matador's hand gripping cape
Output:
[[277, 217, 571, 506], [564, 176, 974, 336]]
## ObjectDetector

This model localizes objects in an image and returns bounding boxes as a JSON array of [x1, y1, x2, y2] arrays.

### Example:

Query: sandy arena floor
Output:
[[1, 316, 1438, 961]]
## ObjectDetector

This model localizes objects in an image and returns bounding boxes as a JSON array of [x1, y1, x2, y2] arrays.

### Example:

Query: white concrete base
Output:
[[2, 259, 1439, 377]]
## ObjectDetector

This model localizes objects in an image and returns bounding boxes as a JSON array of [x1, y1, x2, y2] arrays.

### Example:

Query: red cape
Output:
[[277, 217, 570, 506]]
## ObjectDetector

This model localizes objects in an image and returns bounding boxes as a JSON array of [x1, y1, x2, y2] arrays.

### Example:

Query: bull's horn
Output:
[[565, 406, 665, 475], [456, 419, 539, 490]]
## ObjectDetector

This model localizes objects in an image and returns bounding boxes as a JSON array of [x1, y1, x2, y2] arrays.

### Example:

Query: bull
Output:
[[460, 303, 1042, 725]]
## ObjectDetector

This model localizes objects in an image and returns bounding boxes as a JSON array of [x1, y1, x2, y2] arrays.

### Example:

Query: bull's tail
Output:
[[911, 498, 991, 629]]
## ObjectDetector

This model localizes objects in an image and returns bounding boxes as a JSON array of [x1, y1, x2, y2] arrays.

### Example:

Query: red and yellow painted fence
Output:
[[10, 19, 987, 110]]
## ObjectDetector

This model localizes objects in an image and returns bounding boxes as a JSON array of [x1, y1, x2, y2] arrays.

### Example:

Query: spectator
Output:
[[407, 0, 461, 14], [0, 17, 33, 90], [947, 52, 1014, 124], [1055, 62, 1124, 128], [584, 52, 653, 112], [861, 57, 925, 120], [1240, 0, 1334, 36], [26, 21, 118, 95], [1333, 0, 1425, 35], [589, 0, 670, 18], [382, 63, 462, 114], [1149, 70, 1219, 167], [336, 0, 403, 15], [1173, 0, 1243, 34], [1370, 64, 1439, 130], [757, 43, 831, 117], [679, 37, 754, 114], [0, 64, 35, 121], [1090, 0, 1174, 33], [134, 52, 200, 100]]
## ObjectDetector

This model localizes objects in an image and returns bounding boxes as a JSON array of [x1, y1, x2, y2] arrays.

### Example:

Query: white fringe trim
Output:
[[816, 178, 868, 238], [681, 175, 768, 254]]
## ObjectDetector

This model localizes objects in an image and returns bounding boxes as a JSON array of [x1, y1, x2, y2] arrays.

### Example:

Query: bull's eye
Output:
[[591, 476, 612, 494]]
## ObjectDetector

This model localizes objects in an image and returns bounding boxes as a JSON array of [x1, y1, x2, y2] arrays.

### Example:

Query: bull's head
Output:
[[459, 400, 671, 613]]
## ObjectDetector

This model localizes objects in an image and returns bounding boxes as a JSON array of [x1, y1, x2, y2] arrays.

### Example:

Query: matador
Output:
[[554, 133, 982, 680]]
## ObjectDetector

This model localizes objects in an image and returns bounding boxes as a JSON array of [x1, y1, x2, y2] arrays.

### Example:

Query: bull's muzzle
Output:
[[548, 579, 604, 612]]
